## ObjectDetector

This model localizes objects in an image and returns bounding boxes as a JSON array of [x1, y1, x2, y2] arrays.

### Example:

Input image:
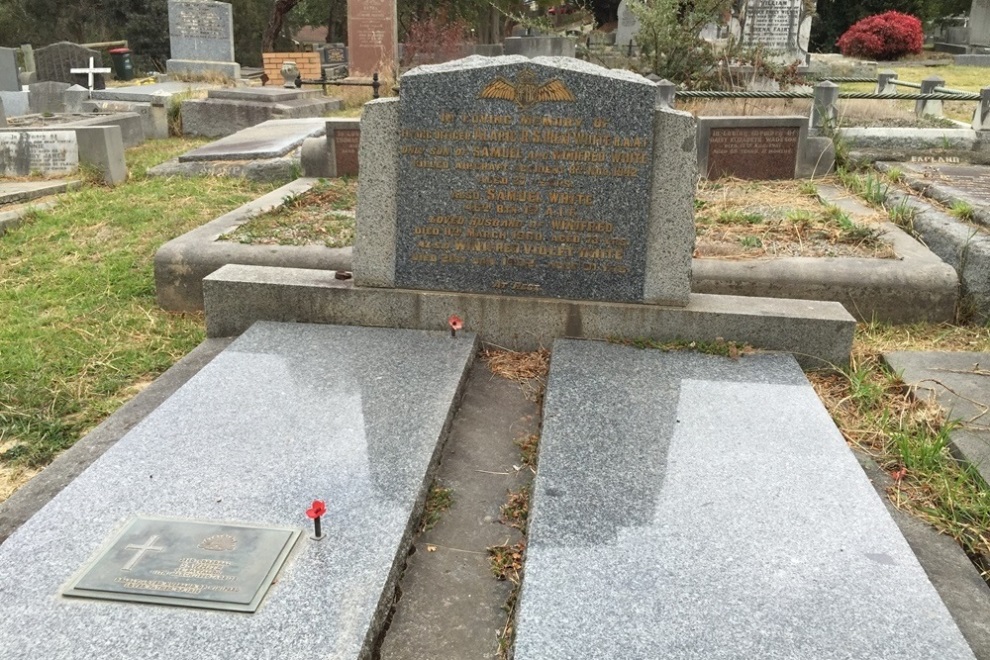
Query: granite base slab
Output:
[[201, 264, 856, 369], [514, 341, 975, 660], [179, 118, 327, 161], [884, 351, 990, 486], [0, 321, 476, 660]]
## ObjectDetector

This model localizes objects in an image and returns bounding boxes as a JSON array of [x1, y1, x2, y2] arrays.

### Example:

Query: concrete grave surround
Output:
[[0, 90, 29, 117], [34, 42, 105, 88], [615, 0, 641, 47], [180, 87, 341, 138], [90, 81, 219, 104], [0, 321, 475, 660], [348, 0, 398, 78], [0, 46, 20, 92], [368, 55, 695, 306], [514, 340, 977, 660], [167, 0, 240, 79], [502, 37, 577, 58], [179, 118, 327, 161], [697, 116, 834, 179], [885, 351, 990, 486]]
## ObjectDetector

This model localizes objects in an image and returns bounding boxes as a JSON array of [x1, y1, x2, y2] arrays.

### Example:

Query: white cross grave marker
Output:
[[70, 57, 112, 91]]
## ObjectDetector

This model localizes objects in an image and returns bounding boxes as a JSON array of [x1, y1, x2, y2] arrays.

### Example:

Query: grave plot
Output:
[[515, 339, 977, 660], [694, 177, 893, 259], [0, 321, 476, 660]]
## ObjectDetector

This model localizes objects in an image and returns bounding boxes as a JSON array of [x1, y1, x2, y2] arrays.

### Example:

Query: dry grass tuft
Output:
[[695, 177, 894, 259], [482, 348, 550, 402]]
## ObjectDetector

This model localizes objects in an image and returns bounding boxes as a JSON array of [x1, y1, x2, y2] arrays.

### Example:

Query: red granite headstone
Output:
[[334, 128, 360, 177], [347, 0, 398, 78], [707, 126, 800, 180]]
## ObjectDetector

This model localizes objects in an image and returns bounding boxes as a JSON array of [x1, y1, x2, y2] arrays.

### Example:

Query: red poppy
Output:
[[306, 500, 327, 519], [448, 314, 463, 332]]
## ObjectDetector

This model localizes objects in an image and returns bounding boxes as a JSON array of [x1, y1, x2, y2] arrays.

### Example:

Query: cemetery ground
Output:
[[4, 95, 990, 655], [0, 138, 280, 499]]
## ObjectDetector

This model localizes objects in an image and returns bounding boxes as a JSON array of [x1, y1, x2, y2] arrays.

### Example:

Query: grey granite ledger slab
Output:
[[515, 340, 975, 660], [0, 322, 475, 660], [391, 55, 694, 305]]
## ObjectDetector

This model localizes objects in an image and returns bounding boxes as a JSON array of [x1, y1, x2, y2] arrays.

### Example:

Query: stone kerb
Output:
[[697, 116, 834, 180], [355, 55, 696, 307]]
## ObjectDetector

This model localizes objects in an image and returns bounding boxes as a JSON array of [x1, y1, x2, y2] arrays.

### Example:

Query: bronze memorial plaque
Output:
[[707, 126, 800, 180], [63, 516, 301, 612]]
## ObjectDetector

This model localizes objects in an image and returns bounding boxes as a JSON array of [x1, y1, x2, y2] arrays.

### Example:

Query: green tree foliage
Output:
[[629, 0, 732, 85], [811, 0, 971, 53]]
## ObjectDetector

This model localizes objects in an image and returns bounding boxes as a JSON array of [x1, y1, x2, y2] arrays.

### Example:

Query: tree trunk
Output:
[[263, 0, 301, 52]]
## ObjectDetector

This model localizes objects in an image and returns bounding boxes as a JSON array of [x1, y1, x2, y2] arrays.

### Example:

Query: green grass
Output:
[[811, 351, 990, 573], [0, 139, 277, 475]]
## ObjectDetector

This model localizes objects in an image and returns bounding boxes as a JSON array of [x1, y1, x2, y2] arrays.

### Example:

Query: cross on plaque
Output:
[[121, 535, 164, 571], [69, 57, 111, 91]]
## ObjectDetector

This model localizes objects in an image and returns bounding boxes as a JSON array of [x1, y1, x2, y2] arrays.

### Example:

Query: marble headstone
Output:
[[739, 0, 812, 63], [395, 57, 661, 303], [0, 131, 79, 177], [35, 42, 106, 88], [166, 0, 239, 78], [0, 46, 20, 92], [971, 0, 990, 49], [347, 0, 398, 77], [615, 0, 641, 48]]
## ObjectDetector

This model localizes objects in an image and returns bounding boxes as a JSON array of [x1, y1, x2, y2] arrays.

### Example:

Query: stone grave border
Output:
[[0, 180, 82, 236], [154, 177, 351, 311], [692, 216, 958, 323], [696, 116, 833, 179], [875, 161, 990, 322], [155, 173, 957, 324]]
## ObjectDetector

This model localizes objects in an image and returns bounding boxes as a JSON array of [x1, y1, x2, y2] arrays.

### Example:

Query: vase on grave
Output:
[[280, 61, 298, 88]]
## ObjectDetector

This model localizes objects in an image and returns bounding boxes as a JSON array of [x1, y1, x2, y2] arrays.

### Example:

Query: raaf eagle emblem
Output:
[[478, 68, 576, 109]]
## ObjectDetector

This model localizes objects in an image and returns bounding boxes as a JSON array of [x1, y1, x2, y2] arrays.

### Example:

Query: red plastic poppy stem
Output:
[[314, 516, 322, 539]]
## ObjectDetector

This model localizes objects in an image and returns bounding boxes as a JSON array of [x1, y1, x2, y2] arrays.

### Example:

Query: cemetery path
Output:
[[378, 360, 539, 660]]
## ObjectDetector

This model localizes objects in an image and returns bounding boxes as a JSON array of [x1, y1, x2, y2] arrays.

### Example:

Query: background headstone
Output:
[[0, 47, 20, 92], [166, 0, 240, 79], [0, 98, 6, 126], [740, 0, 809, 63], [970, 0, 990, 49], [348, 0, 398, 77], [35, 42, 106, 88], [615, 0, 641, 48], [64, 85, 90, 113], [28, 81, 72, 114]]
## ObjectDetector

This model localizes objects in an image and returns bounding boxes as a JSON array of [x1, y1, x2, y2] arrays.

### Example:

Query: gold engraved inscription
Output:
[[401, 98, 651, 280]]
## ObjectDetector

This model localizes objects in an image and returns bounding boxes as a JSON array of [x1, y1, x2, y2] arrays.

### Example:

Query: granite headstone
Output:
[[615, 0, 641, 48], [0, 46, 20, 92], [348, 0, 398, 77], [332, 122, 361, 176], [28, 80, 72, 114], [971, 0, 990, 49], [707, 126, 800, 179], [395, 58, 660, 303], [35, 42, 106, 88], [166, 0, 240, 79]]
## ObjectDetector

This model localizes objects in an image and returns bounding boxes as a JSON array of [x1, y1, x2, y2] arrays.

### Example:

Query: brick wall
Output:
[[262, 52, 323, 83]]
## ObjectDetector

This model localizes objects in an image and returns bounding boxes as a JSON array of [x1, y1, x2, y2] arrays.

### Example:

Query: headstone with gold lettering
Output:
[[358, 55, 696, 306]]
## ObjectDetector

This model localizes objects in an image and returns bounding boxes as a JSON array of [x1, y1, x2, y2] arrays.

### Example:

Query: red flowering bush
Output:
[[837, 11, 923, 61], [402, 16, 470, 67]]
